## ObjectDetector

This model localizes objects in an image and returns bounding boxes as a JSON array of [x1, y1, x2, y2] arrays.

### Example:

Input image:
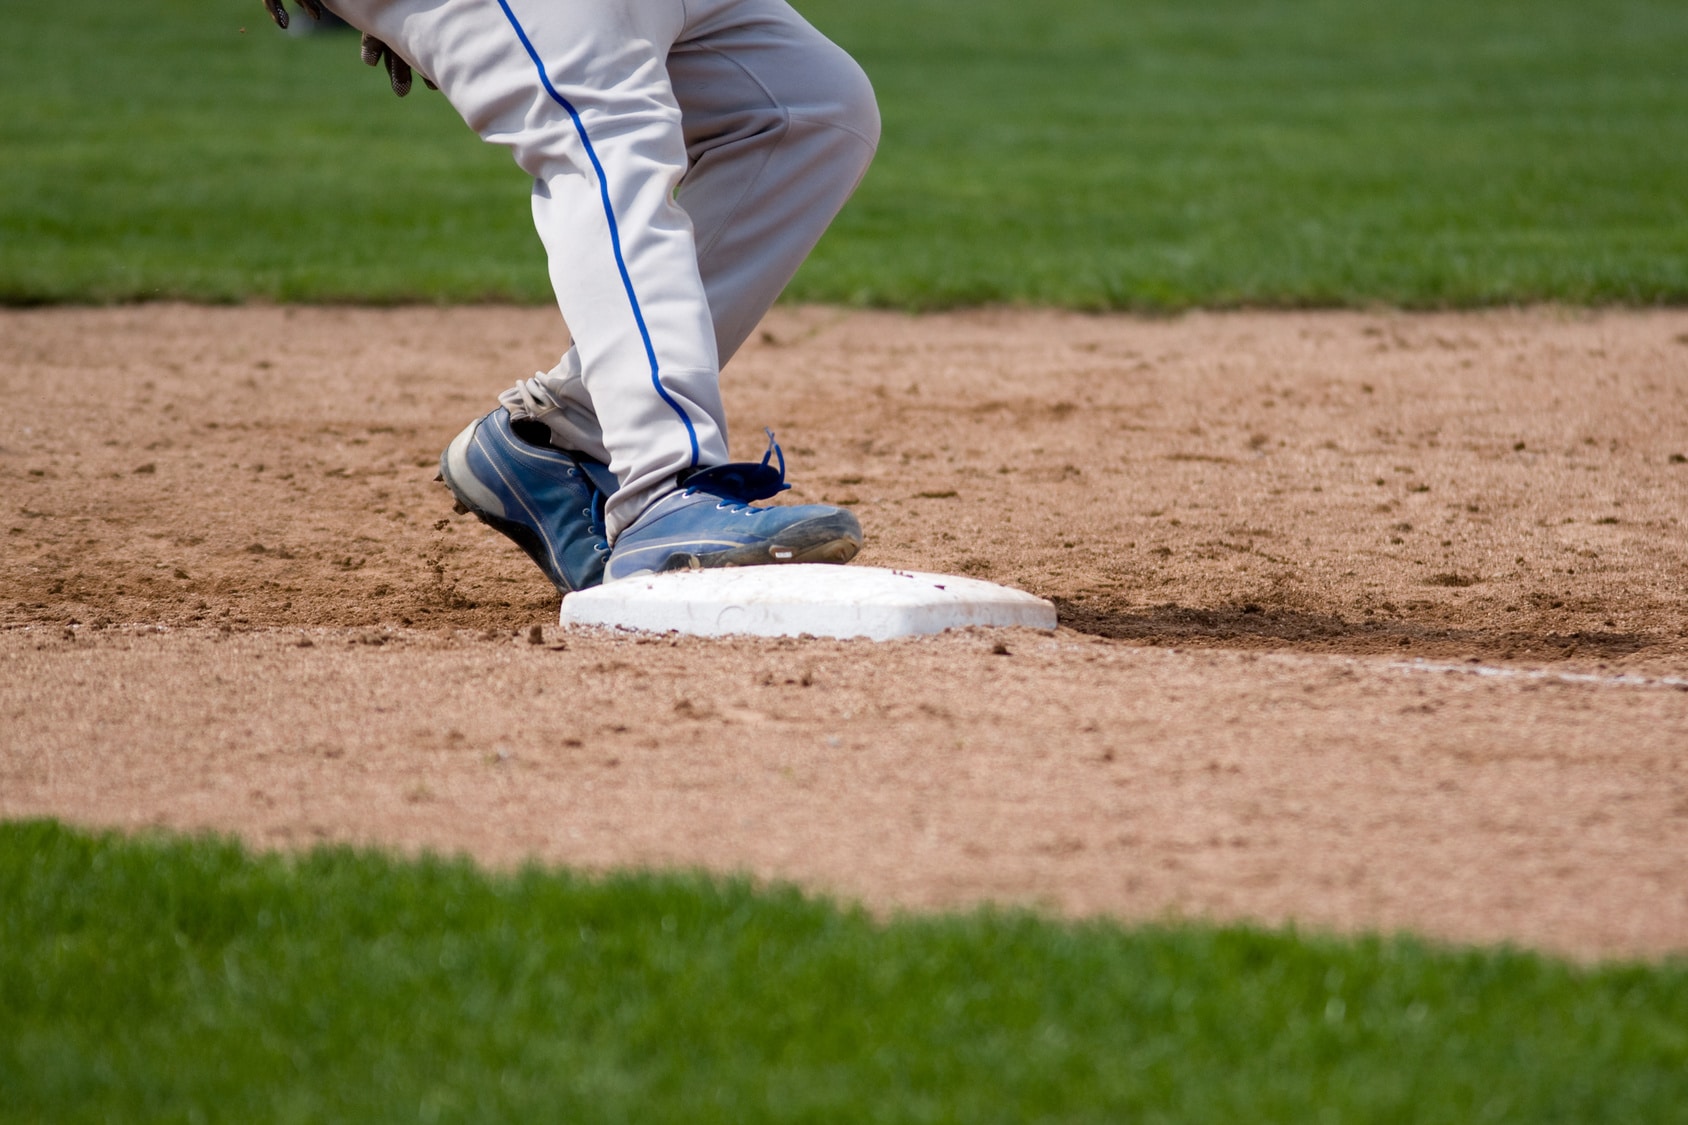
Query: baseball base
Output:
[[559, 564, 1057, 640]]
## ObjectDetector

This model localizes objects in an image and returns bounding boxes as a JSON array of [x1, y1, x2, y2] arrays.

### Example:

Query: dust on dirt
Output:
[[4, 305, 1687, 959]]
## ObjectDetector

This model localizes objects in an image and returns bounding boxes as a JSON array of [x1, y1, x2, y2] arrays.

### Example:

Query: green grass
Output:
[[3, 821, 1687, 1123], [1, 1, 1685, 307]]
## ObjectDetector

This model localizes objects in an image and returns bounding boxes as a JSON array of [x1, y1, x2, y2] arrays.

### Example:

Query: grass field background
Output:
[[0, 0, 1683, 307], [5, 821, 1688, 1123]]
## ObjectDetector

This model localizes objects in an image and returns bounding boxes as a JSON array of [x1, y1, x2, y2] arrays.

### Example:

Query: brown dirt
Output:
[[4, 304, 1688, 960]]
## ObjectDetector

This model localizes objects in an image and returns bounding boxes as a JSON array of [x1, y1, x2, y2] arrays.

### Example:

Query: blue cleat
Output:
[[604, 434, 861, 582], [438, 408, 613, 593]]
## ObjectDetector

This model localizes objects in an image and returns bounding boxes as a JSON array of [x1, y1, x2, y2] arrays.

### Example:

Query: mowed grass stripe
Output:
[[807, 0, 1688, 309], [3, 821, 1687, 1122], [0, 0, 1684, 307]]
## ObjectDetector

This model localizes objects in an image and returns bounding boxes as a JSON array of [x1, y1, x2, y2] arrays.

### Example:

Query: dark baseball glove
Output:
[[259, 0, 322, 30], [360, 33, 437, 98], [260, 1, 435, 98]]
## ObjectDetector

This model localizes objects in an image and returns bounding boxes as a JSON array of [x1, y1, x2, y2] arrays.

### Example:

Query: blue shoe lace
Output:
[[678, 429, 793, 504]]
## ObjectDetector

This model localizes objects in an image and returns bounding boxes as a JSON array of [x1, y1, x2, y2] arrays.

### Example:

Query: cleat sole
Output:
[[654, 532, 860, 574], [793, 536, 861, 565]]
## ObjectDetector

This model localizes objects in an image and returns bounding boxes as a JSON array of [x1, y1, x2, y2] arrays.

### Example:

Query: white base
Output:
[[560, 565, 1057, 641]]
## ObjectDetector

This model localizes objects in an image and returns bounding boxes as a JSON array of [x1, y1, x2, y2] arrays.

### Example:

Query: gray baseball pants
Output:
[[325, 0, 879, 538]]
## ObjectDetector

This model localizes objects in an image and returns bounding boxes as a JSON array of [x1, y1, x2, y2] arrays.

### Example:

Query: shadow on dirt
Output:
[[1054, 599, 1656, 664]]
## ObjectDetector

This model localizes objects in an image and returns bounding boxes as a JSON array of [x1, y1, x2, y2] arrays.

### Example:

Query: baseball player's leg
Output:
[[672, 0, 880, 364], [505, 0, 877, 466], [597, 2, 877, 580], [329, 0, 729, 539]]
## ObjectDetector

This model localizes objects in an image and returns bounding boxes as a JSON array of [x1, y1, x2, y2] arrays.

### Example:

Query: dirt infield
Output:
[[4, 304, 1687, 959]]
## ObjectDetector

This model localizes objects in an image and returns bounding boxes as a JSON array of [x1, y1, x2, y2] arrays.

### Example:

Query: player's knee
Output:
[[830, 56, 881, 155], [789, 39, 879, 157]]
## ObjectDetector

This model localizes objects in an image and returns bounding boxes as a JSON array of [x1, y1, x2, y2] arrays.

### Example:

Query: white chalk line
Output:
[[1380, 658, 1688, 692], [1111, 641, 1688, 694]]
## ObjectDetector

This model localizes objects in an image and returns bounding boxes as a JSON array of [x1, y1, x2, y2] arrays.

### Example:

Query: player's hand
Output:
[[361, 33, 437, 98], [260, 0, 323, 31], [258, 0, 435, 99]]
